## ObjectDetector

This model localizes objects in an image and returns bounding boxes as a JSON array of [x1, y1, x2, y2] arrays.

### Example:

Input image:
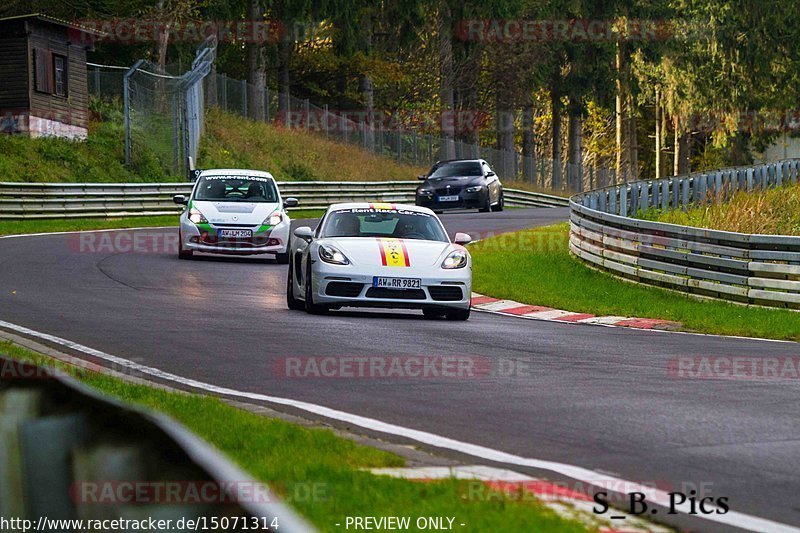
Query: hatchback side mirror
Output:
[[294, 226, 314, 242], [454, 232, 472, 245], [173, 195, 188, 205], [486, 171, 496, 177], [284, 197, 299, 208]]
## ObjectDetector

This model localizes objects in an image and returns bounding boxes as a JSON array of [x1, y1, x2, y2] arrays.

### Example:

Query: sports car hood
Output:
[[321, 237, 454, 268], [191, 200, 280, 225]]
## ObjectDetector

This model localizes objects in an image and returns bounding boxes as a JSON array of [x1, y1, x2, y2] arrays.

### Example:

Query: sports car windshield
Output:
[[194, 175, 278, 202], [321, 208, 449, 242], [428, 162, 482, 179]]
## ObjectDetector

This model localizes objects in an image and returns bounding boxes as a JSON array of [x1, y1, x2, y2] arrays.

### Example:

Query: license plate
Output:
[[373, 277, 421, 289], [219, 229, 252, 239], [438, 195, 459, 202]]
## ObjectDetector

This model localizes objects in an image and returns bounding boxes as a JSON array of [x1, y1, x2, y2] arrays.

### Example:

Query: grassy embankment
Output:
[[470, 223, 800, 341], [1, 340, 589, 532], [642, 182, 800, 235]]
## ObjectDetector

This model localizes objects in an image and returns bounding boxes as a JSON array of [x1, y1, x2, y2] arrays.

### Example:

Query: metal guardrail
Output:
[[0, 354, 315, 531], [0, 181, 568, 219], [569, 159, 800, 309]]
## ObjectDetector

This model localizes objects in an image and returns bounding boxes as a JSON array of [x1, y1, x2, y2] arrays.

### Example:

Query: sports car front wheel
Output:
[[286, 256, 304, 310]]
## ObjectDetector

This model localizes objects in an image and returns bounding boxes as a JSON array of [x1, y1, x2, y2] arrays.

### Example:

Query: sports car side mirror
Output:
[[417, 174, 426, 180], [294, 226, 313, 242], [283, 197, 299, 208], [454, 232, 472, 245], [173, 195, 188, 205]]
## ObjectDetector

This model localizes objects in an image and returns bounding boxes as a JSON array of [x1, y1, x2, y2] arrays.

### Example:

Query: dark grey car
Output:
[[414, 159, 504, 213]]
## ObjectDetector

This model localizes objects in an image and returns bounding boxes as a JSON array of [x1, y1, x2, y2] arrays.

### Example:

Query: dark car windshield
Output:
[[194, 175, 278, 202], [428, 162, 483, 179], [320, 208, 448, 242]]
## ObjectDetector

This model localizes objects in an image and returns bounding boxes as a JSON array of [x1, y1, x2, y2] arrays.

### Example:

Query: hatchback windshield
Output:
[[428, 162, 483, 179], [194, 175, 278, 202], [321, 208, 448, 242]]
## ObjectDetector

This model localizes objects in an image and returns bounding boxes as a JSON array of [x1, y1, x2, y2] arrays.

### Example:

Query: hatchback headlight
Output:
[[263, 210, 283, 226], [466, 185, 484, 193], [318, 244, 350, 265], [188, 207, 208, 224], [441, 249, 468, 269]]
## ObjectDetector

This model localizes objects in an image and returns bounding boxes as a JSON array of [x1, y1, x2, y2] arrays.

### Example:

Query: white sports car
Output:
[[287, 202, 472, 320], [173, 169, 298, 262]]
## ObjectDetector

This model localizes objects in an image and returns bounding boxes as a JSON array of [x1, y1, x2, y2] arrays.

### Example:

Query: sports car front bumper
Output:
[[310, 262, 471, 310]]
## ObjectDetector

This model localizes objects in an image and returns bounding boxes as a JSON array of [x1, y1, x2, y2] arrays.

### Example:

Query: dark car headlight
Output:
[[465, 185, 484, 193]]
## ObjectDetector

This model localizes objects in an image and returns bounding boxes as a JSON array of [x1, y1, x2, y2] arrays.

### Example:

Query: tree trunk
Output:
[[522, 105, 536, 183], [615, 40, 631, 182], [278, 28, 292, 113], [551, 88, 563, 190], [246, 0, 266, 121], [629, 96, 638, 180], [439, 2, 455, 160], [359, 74, 375, 150], [661, 98, 669, 175], [567, 95, 582, 192], [673, 114, 691, 175], [655, 86, 661, 179]]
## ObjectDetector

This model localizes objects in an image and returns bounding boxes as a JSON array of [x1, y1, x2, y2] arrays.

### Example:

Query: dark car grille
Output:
[[428, 286, 464, 301], [365, 287, 426, 300], [325, 282, 364, 297], [435, 187, 462, 195]]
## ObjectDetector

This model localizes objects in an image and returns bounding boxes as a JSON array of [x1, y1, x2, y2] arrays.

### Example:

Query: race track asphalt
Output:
[[1, 207, 798, 530]]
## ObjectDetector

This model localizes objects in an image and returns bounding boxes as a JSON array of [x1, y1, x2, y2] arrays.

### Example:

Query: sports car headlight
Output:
[[263, 211, 283, 226], [418, 188, 433, 195], [318, 244, 350, 265], [188, 207, 208, 224], [441, 249, 468, 269], [466, 185, 484, 193]]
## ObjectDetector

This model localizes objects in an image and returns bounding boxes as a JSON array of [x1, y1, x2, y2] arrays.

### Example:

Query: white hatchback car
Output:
[[173, 169, 297, 262], [287, 202, 472, 320]]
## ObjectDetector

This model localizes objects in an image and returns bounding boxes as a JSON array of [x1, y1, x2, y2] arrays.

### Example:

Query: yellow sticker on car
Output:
[[378, 238, 410, 267]]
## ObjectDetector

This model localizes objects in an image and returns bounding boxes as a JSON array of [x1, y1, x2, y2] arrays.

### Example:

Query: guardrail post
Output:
[[619, 185, 628, 217], [609, 186, 617, 214], [661, 179, 669, 210], [123, 59, 144, 166]]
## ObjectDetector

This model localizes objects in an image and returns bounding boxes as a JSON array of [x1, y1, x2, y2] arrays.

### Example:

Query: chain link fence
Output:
[[89, 44, 615, 193], [88, 38, 215, 178]]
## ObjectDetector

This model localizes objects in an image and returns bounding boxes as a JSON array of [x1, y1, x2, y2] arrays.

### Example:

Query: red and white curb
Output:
[[471, 294, 681, 331], [370, 465, 672, 532]]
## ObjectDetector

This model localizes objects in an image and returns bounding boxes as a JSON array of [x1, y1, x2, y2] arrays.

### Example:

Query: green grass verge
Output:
[[1, 341, 588, 532], [641, 182, 800, 235], [471, 223, 800, 341], [0, 211, 325, 238]]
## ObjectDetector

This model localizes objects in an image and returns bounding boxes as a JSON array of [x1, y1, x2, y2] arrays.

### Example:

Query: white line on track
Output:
[[0, 318, 796, 533]]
